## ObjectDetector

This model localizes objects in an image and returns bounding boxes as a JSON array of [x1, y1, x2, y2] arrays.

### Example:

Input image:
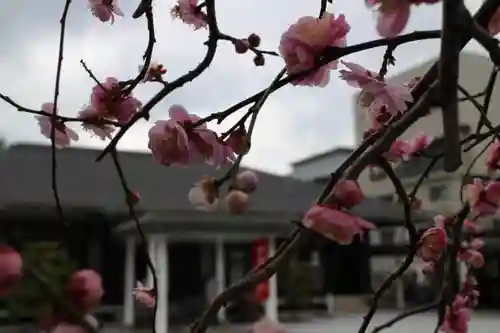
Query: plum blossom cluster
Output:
[[302, 180, 375, 244], [188, 170, 259, 215], [36, 75, 143, 147]]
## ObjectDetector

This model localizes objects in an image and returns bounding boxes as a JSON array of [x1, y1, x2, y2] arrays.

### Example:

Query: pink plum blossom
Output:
[[465, 179, 500, 217], [90, 77, 142, 125], [279, 12, 350, 87], [407, 132, 432, 156], [458, 238, 485, 268], [302, 204, 375, 245], [171, 0, 208, 29], [0, 245, 22, 296], [148, 105, 234, 167], [384, 139, 411, 162], [417, 226, 447, 262], [366, 0, 441, 38], [132, 281, 156, 308], [88, 0, 124, 23], [67, 269, 104, 312], [36, 103, 79, 148], [339, 61, 413, 115], [486, 139, 500, 176], [441, 296, 470, 333], [140, 61, 167, 83], [78, 105, 114, 140], [329, 180, 364, 209]]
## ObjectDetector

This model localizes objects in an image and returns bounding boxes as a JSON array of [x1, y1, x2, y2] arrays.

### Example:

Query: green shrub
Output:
[[282, 259, 314, 310], [6, 242, 76, 323]]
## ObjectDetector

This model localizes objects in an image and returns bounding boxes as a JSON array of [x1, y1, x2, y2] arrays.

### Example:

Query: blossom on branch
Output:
[[366, 0, 441, 38], [78, 105, 115, 140], [132, 281, 156, 308], [465, 179, 500, 217], [339, 61, 413, 115], [140, 61, 168, 83], [67, 269, 104, 312], [171, 0, 208, 30], [88, 0, 124, 23], [303, 180, 374, 244], [416, 226, 447, 262], [458, 238, 485, 268], [302, 205, 375, 244], [279, 12, 350, 87], [90, 77, 142, 125], [36, 103, 79, 148], [441, 296, 470, 333], [148, 105, 235, 167]]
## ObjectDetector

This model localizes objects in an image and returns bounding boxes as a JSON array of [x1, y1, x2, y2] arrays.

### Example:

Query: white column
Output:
[[215, 237, 226, 322], [123, 237, 136, 327], [155, 236, 169, 333], [265, 237, 278, 322], [146, 237, 157, 289]]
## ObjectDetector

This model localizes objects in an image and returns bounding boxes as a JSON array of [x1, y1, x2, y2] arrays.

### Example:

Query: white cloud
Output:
[[0, 0, 490, 174]]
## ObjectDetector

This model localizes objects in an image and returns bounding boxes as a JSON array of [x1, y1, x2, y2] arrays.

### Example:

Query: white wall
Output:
[[291, 151, 352, 181], [354, 52, 500, 219]]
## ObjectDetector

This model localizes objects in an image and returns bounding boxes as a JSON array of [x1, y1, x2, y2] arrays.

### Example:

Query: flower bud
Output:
[[235, 170, 259, 193], [226, 190, 249, 215], [233, 39, 250, 54], [253, 54, 265, 67], [247, 33, 261, 47]]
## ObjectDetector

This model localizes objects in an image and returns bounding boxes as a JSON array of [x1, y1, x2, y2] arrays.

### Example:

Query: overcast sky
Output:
[[0, 0, 488, 174]]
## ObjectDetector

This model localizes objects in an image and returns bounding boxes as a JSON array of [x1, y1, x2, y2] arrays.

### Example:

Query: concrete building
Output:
[[353, 52, 500, 308], [354, 52, 500, 218]]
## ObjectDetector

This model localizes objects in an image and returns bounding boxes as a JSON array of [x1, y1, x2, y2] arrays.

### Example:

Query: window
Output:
[[380, 229, 394, 245], [429, 185, 447, 201], [378, 194, 394, 202]]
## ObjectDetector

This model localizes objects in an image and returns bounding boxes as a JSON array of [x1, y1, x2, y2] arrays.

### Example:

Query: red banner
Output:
[[252, 238, 269, 302]]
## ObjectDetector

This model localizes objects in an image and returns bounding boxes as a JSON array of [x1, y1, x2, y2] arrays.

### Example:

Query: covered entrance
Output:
[[116, 211, 294, 333]]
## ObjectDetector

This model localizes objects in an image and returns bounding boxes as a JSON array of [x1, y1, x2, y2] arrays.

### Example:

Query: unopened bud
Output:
[[235, 170, 259, 193], [233, 39, 249, 54], [253, 54, 265, 67], [247, 33, 261, 47], [226, 190, 249, 215]]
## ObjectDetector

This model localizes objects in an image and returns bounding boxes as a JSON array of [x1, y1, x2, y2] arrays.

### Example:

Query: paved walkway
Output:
[[98, 311, 500, 333]]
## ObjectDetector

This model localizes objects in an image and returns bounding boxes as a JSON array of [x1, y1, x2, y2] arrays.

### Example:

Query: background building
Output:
[[353, 52, 500, 309]]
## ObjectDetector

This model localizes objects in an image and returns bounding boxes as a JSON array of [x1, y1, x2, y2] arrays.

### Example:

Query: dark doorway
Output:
[[168, 243, 205, 323], [322, 236, 371, 295], [475, 254, 500, 309]]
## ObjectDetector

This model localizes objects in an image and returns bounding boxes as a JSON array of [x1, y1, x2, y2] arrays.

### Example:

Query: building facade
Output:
[[353, 52, 500, 309], [0, 143, 427, 331]]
